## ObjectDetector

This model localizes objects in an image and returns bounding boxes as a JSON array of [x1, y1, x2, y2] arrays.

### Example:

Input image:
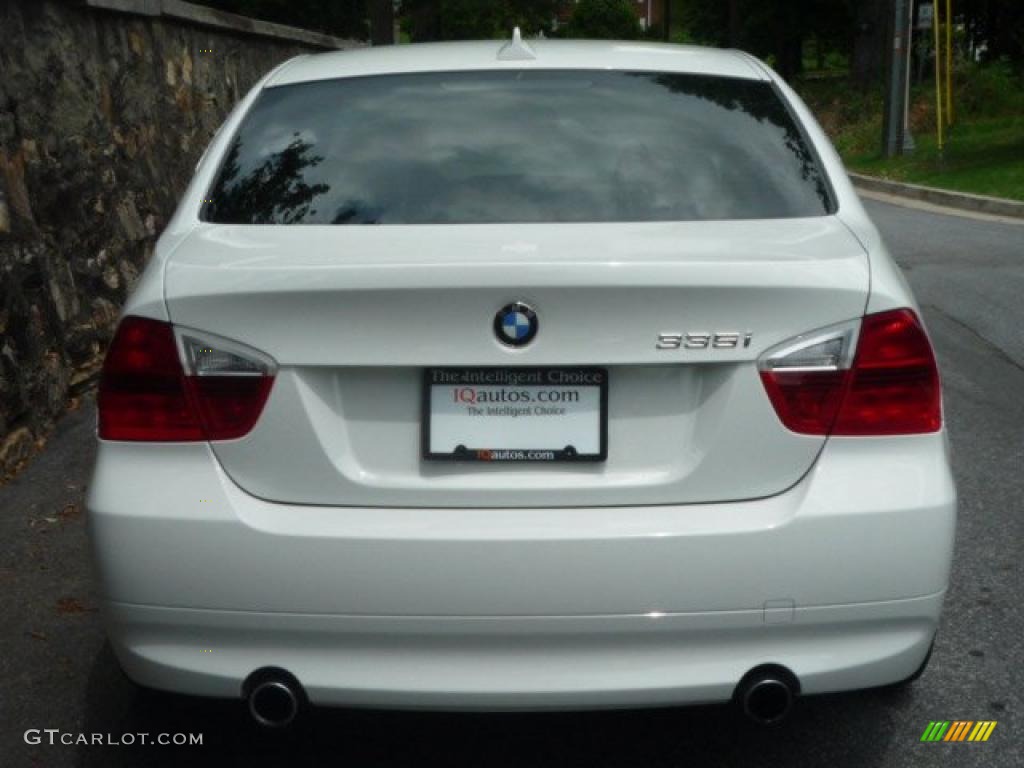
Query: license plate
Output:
[[423, 368, 608, 462]]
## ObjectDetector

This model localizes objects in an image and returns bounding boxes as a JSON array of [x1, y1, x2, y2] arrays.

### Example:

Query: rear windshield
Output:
[[203, 70, 833, 225]]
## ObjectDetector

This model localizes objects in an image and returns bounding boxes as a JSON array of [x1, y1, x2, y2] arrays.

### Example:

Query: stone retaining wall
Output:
[[0, 0, 360, 472]]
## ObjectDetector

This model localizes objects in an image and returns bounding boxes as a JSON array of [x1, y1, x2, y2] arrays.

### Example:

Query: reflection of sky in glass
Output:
[[208, 71, 831, 225]]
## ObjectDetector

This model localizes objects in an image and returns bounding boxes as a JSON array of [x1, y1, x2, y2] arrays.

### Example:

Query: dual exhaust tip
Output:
[[734, 665, 799, 725], [245, 668, 304, 729], [243, 664, 798, 728]]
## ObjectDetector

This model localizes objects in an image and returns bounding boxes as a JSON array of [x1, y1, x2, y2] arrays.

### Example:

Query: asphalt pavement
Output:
[[0, 196, 1021, 767]]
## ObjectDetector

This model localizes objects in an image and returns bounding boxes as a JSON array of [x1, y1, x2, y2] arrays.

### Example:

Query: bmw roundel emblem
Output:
[[494, 302, 538, 347]]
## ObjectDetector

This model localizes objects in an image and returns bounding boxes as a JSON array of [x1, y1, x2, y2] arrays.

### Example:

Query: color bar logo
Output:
[[920, 721, 997, 742]]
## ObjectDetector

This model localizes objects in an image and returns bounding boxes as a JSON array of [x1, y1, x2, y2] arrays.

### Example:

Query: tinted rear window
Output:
[[203, 70, 832, 225]]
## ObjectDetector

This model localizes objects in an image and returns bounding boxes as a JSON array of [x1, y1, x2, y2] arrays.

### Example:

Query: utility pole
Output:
[[946, 0, 954, 125], [933, 0, 944, 149], [883, 0, 911, 157], [902, 0, 915, 151]]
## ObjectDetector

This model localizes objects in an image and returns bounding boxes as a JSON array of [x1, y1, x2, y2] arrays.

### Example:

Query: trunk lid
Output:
[[164, 218, 867, 507]]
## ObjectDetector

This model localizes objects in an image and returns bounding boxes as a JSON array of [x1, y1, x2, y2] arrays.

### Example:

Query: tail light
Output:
[[759, 309, 941, 436], [98, 316, 275, 441]]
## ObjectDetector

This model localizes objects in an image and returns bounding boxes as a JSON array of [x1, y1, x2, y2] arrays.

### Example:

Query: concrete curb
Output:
[[83, 0, 362, 50], [849, 172, 1024, 220]]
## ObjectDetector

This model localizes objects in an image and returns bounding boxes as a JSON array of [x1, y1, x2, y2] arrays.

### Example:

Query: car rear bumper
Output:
[[87, 432, 956, 709], [103, 594, 942, 710]]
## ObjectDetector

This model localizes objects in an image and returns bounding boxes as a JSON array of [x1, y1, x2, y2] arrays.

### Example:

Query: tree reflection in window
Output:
[[643, 73, 831, 210], [206, 134, 329, 224], [202, 71, 834, 225]]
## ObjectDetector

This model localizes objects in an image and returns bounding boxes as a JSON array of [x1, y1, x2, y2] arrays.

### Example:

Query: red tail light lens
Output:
[[98, 316, 274, 441], [832, 309, 941, 435], [759, 309, 941, 436], [759, 369, 850, 435], [98, 317, 204, 441], [187, 376, 274, 440]]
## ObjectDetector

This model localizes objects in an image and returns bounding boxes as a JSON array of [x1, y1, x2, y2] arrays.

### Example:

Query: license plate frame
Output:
[[422, 367, 608, 462]]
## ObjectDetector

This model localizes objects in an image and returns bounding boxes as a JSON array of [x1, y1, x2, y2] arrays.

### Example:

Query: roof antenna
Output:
[[497, 26, 536, 61]]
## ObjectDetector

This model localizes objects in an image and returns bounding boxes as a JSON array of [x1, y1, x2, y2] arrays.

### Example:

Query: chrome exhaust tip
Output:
[[244, 669, 304, 729], [735, 666, 799, 725]]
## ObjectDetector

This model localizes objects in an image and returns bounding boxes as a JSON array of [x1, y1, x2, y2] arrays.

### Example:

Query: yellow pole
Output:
[[934, 0, 944, 149], [946, 0, 953, 125]]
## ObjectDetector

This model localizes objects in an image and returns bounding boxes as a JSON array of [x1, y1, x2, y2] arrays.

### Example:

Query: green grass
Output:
[[796, 64, 1024, 202], [846, 116, 1024, 201]]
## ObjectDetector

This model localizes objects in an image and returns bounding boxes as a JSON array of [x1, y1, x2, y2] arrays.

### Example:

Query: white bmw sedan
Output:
[[87, 38, 956, 727]]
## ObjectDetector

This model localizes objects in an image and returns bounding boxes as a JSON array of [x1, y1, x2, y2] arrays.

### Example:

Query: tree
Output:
[[209, 136, 329, 224], [958, 0, 1024, 65], [402, 0, 557, 42], [727, 0, 741, 46], [564, 0, 642, 40], [369, 0, 395, 45], [850, 0, 887, 88], [682, 0, 853, 81]]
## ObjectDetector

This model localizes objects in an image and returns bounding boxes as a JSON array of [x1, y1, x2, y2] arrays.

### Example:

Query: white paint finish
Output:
[[163, 218, 869, 366], [763, 599, 796, 624], [90, 44, 956, 707], [102, 594, 941, 708], [265, 40, 766, 88], [206, 363, 823, 507], [162, 217, 866, 506], [88, 433, 955, 617], [746, 57, 923, 318]]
